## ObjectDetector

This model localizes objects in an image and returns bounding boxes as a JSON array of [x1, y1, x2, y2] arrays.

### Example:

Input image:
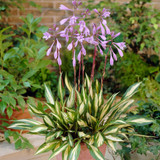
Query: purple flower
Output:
[[54, 50, 58, 59], [77, 50, 81, 62], [102, 8, 110, 18], [59, 4, 73, 11], [58, 55, 62, 66], [60, 18, 69, 25], [102, 20, 110, 34], [67, 41, 73, 51], [69, 16, 78, 25], [110, 53, 114, 66], [56, 39, 62, 49], [46, 42, 54, 56], [43, 32, 52, 40]]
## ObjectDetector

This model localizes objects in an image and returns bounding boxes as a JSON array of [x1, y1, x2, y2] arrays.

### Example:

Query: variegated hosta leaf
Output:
[[58, 74, 65, 104], [88, 135, 95, 145], [66, 88, 75, 108], [98, 90, 103, 107], [44, 83, 54, 105], [43, 115, 54, 127], [105, 135, 123, 142], [86, 112, 97, 125], [13, 119, 42, 125], [46, 131, 63, 142], [93, 93, 99, 117], [82, 87, 87, 104], [86, 74, 93, 98], [55, 101, 61, 115], [68, 133, 73, 147], [78, 131, 90, 138], [96, 79, 100, 94], [103, 127, 118, 135], [9, 119, 42, 130], [28, 104, 43, 115], [126, 117, 154, 125], [107, 140, 116, 152], [69, 141, 81, 160], [99, 93, 119, 121], [8, 123, 32, 130], [29, 124, 47, 133], [103, 99, 132, 125], [95, 132, 104, 147], [88, 96, 92, 114], [68, 111, 75, 122], [45, 103, 55, 113], [65, 74, 72, 93], [61, 111, 70, 124], [62, 145, 71, 160], [49, 143, 68, 160], [122, 82, 141, 100], [77, 119, 88, 127], [79, 102, 85, 115], [35, 141, 57, 155], [76, 89, 82, 105], [87, 144, 105, 160]]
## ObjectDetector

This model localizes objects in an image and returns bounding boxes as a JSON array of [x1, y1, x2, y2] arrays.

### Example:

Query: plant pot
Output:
[[55, 143, 106, 160], [0, 106, 32, 133]]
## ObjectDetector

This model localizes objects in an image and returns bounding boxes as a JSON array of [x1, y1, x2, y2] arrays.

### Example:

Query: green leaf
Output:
[[122, 82, 141, 99], [65, 74, 72, 93], [0, 101, 7, 114], [7, 107, 13, 118], [62, 145, 71, 160], [68, 133, 73, 147], [58, 74, 64, 104], [127, 116, 154, 126], [43, 115, 54, 127], [69, 141, 81, 160], [49, 143, 68, 160], [105, 135, 123, 142], [15, 139, 22, 149], [28, 104, 43, 115], [30, 124, 47, 133], [77, 120, 88, 127], [66, 88, 75, 108], [79, 102, 85, 115], [35, 141, 58, 155], [44, 84, 54, 105], [17, 96, 25, 110], [95, 132, 104, 147], [37, 46, 48, 60], [87, 144, 105, 160]]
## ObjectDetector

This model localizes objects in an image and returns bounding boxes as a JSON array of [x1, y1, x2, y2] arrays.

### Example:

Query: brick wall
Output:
[[3, 0, 160, 27]]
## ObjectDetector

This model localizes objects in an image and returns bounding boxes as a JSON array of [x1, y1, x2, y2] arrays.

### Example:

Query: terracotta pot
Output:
[[55, 143, 106, 160], [0, 106, 32, 133]]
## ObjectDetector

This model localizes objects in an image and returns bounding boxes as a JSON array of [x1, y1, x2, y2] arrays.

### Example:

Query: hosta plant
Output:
[[9, 75, 153, 160]]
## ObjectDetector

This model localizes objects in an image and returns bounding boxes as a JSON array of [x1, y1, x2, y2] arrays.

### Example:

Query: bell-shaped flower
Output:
[[43, 32, 52, 40], [46, 42, 54, 56], [54, 50, 58, 59], [77, 50, 81, 62], [56, 39, 62, 49], [59, 4, 73, 11], [60, 18, 69, 25], [110, 53, 114, 66], [102, 8, 110, 18], [67, 41, 73, 51], [57, 55, 62, 66]]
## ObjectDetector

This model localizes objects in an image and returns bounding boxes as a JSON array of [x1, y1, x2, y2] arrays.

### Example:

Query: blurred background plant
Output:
[[0, 13, 58, 149]]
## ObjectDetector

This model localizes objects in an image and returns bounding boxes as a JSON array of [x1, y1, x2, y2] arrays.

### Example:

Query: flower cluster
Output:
[[43, 0, 126, 67]]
